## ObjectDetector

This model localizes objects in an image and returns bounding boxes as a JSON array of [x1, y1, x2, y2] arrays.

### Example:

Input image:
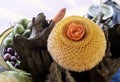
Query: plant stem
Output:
[[99, 0, 102, 13]]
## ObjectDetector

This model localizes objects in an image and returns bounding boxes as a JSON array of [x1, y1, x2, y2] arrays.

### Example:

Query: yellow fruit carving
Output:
[[47, 15, 106, 72]]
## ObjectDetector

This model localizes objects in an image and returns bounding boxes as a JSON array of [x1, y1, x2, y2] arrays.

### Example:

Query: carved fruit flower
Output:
[[48, 15, 106, 72], [67, 23, 85, 41]]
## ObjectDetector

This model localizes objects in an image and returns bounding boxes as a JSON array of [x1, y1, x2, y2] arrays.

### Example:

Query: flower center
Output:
[[67, 23, 85, 41]]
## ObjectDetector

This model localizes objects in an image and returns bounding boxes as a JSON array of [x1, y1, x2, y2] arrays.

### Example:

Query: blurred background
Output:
[[0, 0, 120, 34]]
